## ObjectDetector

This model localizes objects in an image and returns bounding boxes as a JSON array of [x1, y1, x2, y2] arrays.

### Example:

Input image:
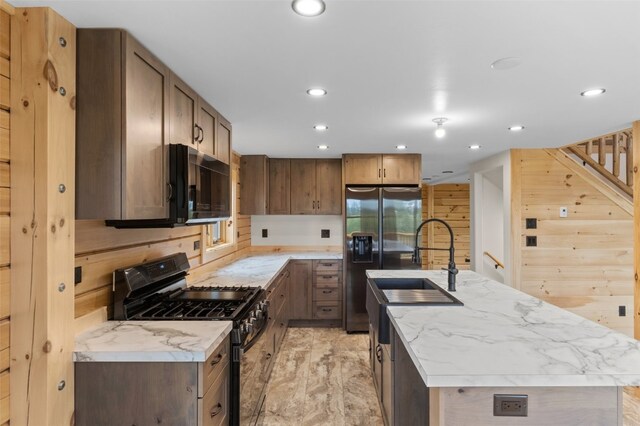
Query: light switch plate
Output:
[[559, 207, 568, 218]]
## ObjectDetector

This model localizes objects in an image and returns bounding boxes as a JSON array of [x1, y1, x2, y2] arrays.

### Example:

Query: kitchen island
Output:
[[367, 269, 640, 426]]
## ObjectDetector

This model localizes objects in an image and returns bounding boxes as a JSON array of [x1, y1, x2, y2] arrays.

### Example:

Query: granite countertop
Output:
[[190, 251, 342, 289], [74, 321, 233, 363], [367, 269, 640, 388]]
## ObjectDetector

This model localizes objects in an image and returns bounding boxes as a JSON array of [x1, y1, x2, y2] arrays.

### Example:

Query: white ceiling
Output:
[[10, 0, 640, 183]]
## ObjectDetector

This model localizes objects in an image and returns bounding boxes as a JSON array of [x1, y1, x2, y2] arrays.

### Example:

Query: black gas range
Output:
[[112, 252, 269, 426]]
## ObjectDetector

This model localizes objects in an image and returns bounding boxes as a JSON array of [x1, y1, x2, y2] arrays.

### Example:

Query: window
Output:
[[206, 221, 225, 247]]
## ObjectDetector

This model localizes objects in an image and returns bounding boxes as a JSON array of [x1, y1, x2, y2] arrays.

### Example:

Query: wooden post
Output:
[[633, 121, 640, 340], [510, 149, 522, 290], [612, 134, 620, 177], [10, 8, 75, 426]]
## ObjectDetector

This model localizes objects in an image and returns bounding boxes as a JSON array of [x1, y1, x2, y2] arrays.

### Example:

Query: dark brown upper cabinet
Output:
[[169, 74, 227, 162], [77, 29, 171, 220], [290, 159, 342, 215], [343, 154, 422, 185], [240, 155, 269, 215], [269, 158, 291, 214]]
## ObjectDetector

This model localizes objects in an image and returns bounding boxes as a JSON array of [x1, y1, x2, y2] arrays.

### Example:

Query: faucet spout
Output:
[[413, 218, 458, 291]]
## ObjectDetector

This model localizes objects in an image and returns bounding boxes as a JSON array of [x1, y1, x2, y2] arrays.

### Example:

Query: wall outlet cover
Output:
[[194, 240, 200, 251], [494, 394, 528, 417], [525, 218, 537, 229], [262, 229, 268, 238], [619, 305, 626, 317], [559, 207, 568, 218], [321, 229, 330, 238], [526, 236, 537, 247]]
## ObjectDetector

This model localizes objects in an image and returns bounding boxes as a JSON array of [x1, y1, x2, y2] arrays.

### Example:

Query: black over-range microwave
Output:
[[106, 144, 230, 228]]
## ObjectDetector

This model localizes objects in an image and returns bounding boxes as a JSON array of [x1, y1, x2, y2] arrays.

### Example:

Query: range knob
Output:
[[255, 309, 264, 320], [240, 320, 250, 334]]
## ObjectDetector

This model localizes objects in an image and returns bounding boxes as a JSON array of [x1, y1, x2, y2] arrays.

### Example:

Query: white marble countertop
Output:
[[367, 269, 640, 388], [74, 321, 233, 363], [190, 251, 342, 289]]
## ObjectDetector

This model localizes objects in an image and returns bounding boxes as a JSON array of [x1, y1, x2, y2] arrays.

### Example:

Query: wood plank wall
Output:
[[421, 184, 471, 271], [75, 152, 251, 319], [0, 9, 9, 425], [513, 149, 634, 336]]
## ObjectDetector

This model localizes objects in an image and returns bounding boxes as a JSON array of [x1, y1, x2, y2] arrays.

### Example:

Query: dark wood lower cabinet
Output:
[[369, 323, 429, 426], [75, 337, 230, 426]]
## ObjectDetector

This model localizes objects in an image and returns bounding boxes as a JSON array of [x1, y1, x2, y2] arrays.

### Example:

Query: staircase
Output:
[[561, 129, 634, 197]]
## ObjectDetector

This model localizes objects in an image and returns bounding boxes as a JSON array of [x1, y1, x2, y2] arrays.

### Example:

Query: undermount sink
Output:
[[366, 277, 463, 344]]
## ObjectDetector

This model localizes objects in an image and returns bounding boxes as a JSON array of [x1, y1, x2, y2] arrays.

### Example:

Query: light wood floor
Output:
[[261, 327, 640, 426]]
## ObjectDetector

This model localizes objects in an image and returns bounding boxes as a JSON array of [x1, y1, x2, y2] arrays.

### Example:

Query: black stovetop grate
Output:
[[129, 285, 262, 321]]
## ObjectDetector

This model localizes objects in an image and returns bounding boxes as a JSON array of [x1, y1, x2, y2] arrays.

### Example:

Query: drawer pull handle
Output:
[[322, 290, 332, 294], [266, 352, 272, 360], [322, 275, 333, 279], [320, 263, 333, 267], [210, 403, 223, 418], [321, 308, 332, 312], [209, 353, 223, 367]]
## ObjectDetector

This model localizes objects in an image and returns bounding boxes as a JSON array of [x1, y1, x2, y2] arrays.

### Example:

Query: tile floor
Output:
[[260, 327, 640, 426], [625, 388, 640, 426], [260, 328, 383, 426]]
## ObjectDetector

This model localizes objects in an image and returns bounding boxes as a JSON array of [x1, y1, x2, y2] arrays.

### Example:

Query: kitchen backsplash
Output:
[[251, 215, 343, 246]]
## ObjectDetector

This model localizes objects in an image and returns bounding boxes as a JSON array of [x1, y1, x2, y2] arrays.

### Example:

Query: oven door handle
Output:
[[238, 317, 270, 355]]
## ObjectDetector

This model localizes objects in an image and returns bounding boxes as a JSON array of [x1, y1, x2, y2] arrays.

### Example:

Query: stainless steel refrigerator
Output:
[[344, 186, 422, 332]]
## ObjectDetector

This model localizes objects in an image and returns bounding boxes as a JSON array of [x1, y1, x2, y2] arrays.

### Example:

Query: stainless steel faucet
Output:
[[412, 218, 459, 291]]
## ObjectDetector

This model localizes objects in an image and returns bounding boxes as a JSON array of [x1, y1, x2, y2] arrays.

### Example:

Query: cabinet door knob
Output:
[[317, 200, 320, 210], [210, 403, 223, 418], [193, 124, 199, 144], [383, 168, 386, 178], [312, 200, 316, 209], [209, 353, 223, 367], [378, 168, 381, 178]]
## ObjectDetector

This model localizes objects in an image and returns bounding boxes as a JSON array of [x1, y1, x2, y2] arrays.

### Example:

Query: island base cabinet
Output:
[[430, 386, 621, 426]]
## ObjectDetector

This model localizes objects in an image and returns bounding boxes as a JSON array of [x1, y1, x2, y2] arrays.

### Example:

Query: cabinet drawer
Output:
[[313, 259, 342, 272], [313, 287, 342, 301], [314, 273, 341, 288], [313, 301, 341, 319], [199, 337, 230, 397], [199, 362, 229, 426]]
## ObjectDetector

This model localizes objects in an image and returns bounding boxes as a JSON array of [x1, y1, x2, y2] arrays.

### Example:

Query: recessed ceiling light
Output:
[[442, 170, 454, 174], [580, 88, 606, 97], [317, 144, 329, 150], [292, 0, 326, 17], [307, 88, 327, 97], [396, 145, 407, 150], [433, 117, 448, 138], [490, 57, 522, 70], [469, 144, 481, 150], [314, 124, 328, 131], [508, 125, 525, 131]]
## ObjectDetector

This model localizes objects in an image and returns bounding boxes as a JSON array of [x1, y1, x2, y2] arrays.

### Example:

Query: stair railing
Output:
[[562, 129, 633, 197]]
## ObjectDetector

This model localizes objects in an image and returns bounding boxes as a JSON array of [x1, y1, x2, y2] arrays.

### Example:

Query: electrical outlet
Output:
[[262, 229, 268, 238], [74, 266, 82, 285], [321, 229, 330, 238], [193, 240, 200, 251], [526, 236, 537, 247], [559, 207, 568, 218], [619, 305, 626, 317], [494, 394, 528, 417], [525, 218, 537, 229]]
